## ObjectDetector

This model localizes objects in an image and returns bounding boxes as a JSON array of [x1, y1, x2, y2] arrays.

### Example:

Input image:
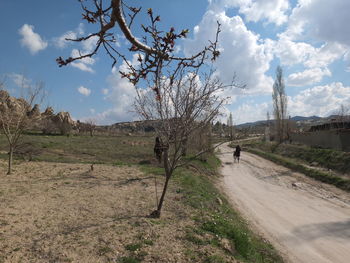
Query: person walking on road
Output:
[[233, 145, 241, 163]]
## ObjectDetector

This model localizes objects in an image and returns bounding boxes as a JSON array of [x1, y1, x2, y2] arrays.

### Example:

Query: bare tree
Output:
[[57, 1, 231, 218], [85, 118, 97, 136], [135, 66, 233, 217], [272, 66, 287, 143], [227, 112, 234, 140], [336, 104, 349, 123], [0, 80, 44, 174]]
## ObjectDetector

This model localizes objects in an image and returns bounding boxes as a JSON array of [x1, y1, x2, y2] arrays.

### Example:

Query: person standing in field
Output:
[[154, 137, 163, 163]]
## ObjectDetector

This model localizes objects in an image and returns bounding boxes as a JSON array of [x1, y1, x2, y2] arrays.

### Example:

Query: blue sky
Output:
[[1, 0, 350, 125]]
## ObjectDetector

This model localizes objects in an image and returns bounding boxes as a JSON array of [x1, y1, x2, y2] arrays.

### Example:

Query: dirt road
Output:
[[218, 143, 350, 263]]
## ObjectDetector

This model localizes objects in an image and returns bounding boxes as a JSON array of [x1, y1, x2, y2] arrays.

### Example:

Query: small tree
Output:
[[0, 81, 44, 174], [135, 68, 231, 217], [57, 1, 230, 217], [85, 118, 97, 136], [227, 112, 234, 140], [336, 104, 349, 123], [272, 66, 287, 143]]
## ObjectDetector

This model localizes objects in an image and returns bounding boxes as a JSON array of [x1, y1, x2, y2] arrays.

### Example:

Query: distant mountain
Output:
[[290, 115, 321, 122], [236, 115, 322, 129]]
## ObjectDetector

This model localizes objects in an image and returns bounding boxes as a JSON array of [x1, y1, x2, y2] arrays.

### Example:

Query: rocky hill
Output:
[[0, 90, 75, 135]]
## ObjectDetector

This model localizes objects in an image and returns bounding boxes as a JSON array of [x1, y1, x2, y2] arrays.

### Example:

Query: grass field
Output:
[[0, 133, 283, 263], [0, 134, 154, 165]]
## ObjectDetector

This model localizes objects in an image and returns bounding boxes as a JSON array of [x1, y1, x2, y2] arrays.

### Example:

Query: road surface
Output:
[[218, 143, 350, 263]]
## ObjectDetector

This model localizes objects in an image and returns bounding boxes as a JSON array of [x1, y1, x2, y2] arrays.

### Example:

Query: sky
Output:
[[1, 0, 350, 125]]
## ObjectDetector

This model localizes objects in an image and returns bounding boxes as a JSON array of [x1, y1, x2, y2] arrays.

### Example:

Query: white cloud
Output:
[[239, 0, 289, 26], [286, 0, 350, 46], [54, 24, 99, 73], [288, 82, 350, 117], [270, 36, 315, 66], [231, 82, 350, 124], [53, 23, 84, 48], [184, 9, 273, 96], [287, 67, 331, 87], [18, 24, 48, 54], [273, 0, 350, 77], [208, 0, 289, 25], [71, 62, 95, 73], [8, 73, 31, 88], [70, 49, 95, 73], [231, 102, 270, 124], [54, 31, 77, 49], [77, 86, 91, 96], [90, 54, 142, 124], [304, 42, 347, 68]]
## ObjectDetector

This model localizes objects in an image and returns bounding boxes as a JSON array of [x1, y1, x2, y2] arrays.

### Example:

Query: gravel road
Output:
[[218, 143, 350, 263]]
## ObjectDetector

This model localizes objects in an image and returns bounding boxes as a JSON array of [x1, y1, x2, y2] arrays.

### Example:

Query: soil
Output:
[[0, 160, 232, 263], [218, 143, 350, 263]]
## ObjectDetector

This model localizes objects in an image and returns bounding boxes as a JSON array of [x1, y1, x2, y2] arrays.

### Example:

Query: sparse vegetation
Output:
[[172, 160, 284, 263], [243, 140, 350, 192], [0, 134, 154, 165], [0, 133, 284, 262]]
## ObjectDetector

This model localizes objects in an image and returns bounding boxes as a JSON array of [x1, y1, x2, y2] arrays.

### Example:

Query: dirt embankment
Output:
[[218, 143, 350, 263]]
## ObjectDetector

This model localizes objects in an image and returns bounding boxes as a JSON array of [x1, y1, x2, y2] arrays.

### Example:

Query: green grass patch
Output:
[[0, 134, 154, 165], [204, 255, 226, 263], [118, 256, 140, 263], [125, 243, 143, 252]]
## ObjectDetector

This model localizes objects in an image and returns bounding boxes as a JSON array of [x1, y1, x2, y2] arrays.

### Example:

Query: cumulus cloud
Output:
[[238, 0, 289, 26], [18, 24, 48, 54], [288, 82, 350, 117], [304, 42, 347, 68], [184, 9, 273, 96], [286, 0, 350, 45], [54, 24, 99, 73], [77, 86, 91, 96], [53, 23, 84, 49], [270, 0, 350, 82], [230, 101, 270, 124], [208, 0, 289, 25], [70, 48, 96, 73], [231, 82, 350, 124], [270, 35, 315, 66], [287, 67, 331, 87], [90, 54, 142, 124]]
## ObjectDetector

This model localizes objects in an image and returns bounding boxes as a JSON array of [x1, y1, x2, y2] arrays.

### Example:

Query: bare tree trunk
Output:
[[7, 145, 13, 175], [150, 147, 171, 218], [181, 138, 188, 156]]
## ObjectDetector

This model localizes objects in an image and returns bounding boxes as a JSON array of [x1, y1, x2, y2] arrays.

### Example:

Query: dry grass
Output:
[[0, 160, 235, 263]]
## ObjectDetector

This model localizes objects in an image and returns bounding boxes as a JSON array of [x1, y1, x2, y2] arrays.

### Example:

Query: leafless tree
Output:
[[0, 80, 44, 174], [135, 66, 233, 217], [272, 66, 287, 143], [85, 118, 97, 136], [336, 104, 350, 123], [227, 112, 234, 140], [57, 1, 231, 217]]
